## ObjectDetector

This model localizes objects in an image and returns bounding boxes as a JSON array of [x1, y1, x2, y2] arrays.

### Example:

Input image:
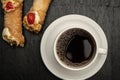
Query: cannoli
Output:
[[1, 0, 24, 47], [23, 0, 51, 33]]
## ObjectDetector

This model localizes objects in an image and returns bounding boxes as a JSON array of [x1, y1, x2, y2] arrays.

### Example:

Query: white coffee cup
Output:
[[53, 26, 107, 71]]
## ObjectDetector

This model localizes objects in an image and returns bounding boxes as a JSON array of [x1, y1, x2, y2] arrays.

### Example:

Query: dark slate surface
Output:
[[0, 0, 120, 80]]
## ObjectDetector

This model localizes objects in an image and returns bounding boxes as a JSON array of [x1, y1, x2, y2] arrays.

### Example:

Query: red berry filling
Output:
[[27, 12, 35, 24], [5, 1, 14, 11]]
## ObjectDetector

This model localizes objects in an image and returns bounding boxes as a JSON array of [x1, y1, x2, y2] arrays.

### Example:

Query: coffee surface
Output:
[[56, 28, 96, 67], [65, 35, 93, 63]]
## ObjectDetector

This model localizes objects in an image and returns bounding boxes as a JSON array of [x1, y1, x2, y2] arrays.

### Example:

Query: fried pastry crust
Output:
[[23, 0, 51, 33], [1, 0, 24, 47]]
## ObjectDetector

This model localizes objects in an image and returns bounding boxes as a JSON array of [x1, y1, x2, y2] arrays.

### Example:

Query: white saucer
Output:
[[40, 14, 108, 80]]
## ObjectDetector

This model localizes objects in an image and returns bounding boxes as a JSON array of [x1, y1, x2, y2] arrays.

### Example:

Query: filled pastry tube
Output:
[[1, 0, 24, 47], [23, 0, 51, 33]]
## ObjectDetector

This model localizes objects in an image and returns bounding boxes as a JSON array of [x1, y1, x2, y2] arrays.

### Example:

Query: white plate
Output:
[[40, 14, 108, 80]]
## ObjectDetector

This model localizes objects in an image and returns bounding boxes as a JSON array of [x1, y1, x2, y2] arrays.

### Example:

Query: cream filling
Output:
[[9, 0, 15, 3], [34, 11, 40, 24], [2, 28, 17, 43]]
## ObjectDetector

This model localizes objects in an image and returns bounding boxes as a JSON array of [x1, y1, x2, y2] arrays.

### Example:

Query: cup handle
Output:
[[98, 48, 107, 55]]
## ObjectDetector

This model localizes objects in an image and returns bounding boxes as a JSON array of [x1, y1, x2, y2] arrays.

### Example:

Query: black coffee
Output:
[[56, 28, 96, 67]]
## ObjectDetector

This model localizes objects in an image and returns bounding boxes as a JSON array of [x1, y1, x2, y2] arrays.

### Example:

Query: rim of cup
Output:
[[53, 27, 106, 71]]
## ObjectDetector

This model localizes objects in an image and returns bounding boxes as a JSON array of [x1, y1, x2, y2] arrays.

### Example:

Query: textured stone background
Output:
[[0, 0, 120, 80]]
